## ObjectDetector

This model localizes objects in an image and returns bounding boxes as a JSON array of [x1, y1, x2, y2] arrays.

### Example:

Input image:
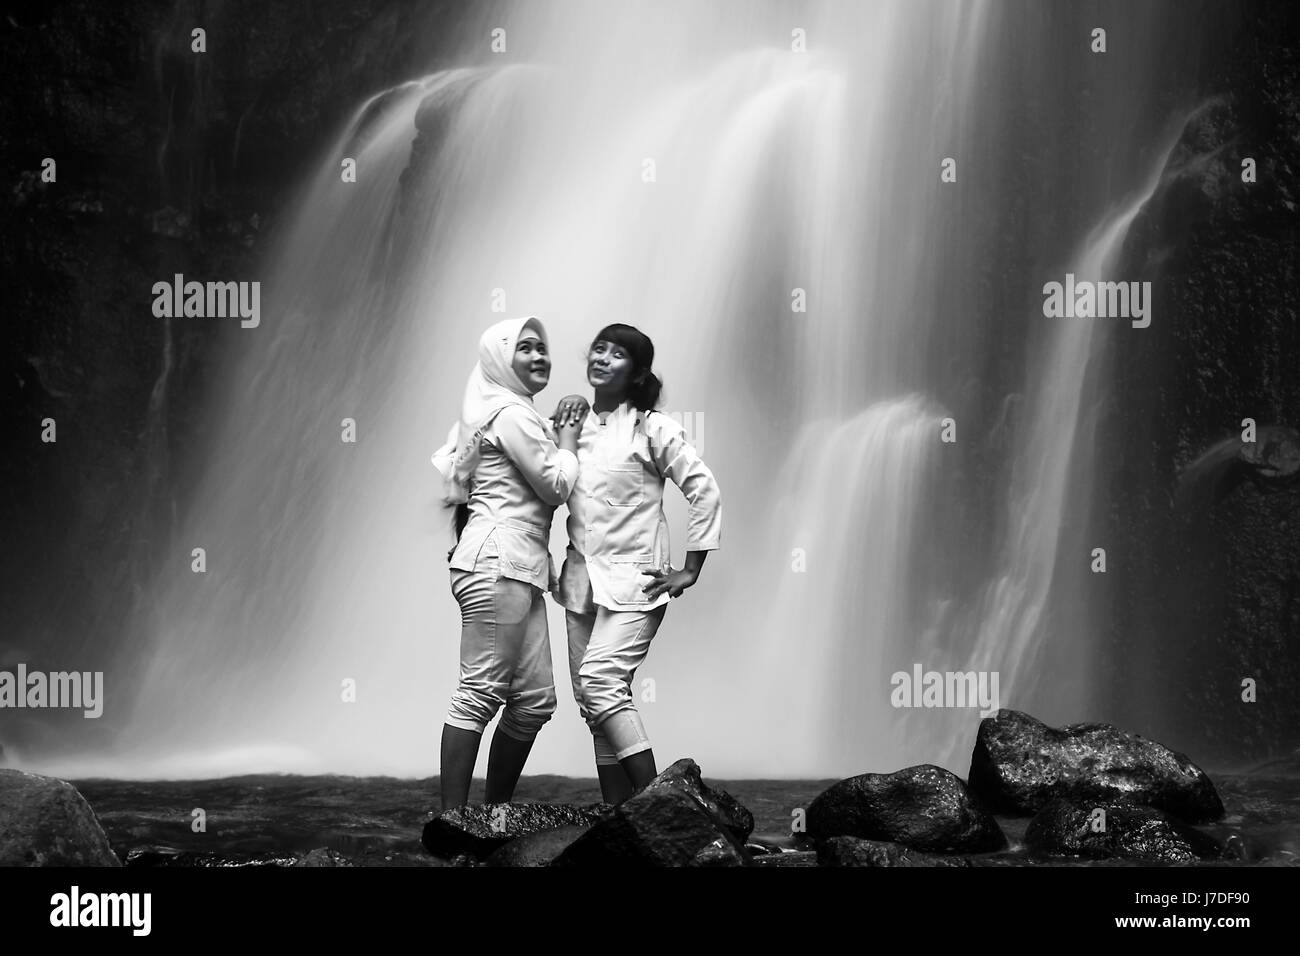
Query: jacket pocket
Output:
[[606, 553, 654, 604], [491, 525, 546, 578], [603, 463, 644, 507], [503, 552, 544, 577]]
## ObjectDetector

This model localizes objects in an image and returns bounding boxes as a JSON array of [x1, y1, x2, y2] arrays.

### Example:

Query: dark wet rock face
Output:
[[1025, 799, 1224, 862], [968, 710, 1225, 823], [638, 758, 755, 844], [483, 825, 591, 867], [422, 802, 608, 860], [1102, 5, 1300, 765], [806, 764, 1006, 853], [0, 770, 121, 866], [555, 789, 749, 868], [0, 1, 460, 761], [554, 760, 753, 867], [687, 835, 751, 867], [817, 836, 974, 868]]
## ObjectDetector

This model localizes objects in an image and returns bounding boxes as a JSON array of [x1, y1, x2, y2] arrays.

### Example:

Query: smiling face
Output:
[[587, 338, 635, 397], [512, 321, 551, 394]]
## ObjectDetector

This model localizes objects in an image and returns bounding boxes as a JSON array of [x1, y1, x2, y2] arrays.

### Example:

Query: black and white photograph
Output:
[[1, 0, 1296, 936]]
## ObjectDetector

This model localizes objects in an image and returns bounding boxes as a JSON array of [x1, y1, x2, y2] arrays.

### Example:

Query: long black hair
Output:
[[592, 323, 663, 411]]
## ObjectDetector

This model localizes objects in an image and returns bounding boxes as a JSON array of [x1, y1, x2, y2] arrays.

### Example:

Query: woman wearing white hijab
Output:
[[432, 316, 587, 809]]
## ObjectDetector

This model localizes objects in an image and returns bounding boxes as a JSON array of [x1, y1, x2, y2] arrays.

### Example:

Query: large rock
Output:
[[637, 758, 754, 844], [968, 710, 1225, 823], [422, 803, 608, 860], [483, 825, 591, 867], [0, 769, 121, 866], [554, 761, 753, 867], [686, 835, 750, 867], [806, 764, 1006, 853], [555, 790, 750, 868], [817, 836, 974, 868], [1024, 799, 1224, 863]]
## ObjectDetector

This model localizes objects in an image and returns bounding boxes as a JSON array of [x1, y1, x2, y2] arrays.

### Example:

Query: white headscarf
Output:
[[432, 316, 550, 504]]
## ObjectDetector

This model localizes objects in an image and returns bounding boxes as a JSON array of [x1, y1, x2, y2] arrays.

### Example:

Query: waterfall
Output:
[[17, 0, 1207, 780], [901, 133, 1190, 775]]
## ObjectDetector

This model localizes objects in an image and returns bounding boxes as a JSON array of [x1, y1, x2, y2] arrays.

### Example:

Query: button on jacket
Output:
[[560, 402, 721, 611], [450, 404, 578, 592]]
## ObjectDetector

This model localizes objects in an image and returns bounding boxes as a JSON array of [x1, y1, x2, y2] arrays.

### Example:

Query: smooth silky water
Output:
[[13, 2, 1257, 803]]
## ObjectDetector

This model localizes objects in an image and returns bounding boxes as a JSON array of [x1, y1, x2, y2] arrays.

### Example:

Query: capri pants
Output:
[[445, 537, 557, 740], [565, 604, 667, 765]]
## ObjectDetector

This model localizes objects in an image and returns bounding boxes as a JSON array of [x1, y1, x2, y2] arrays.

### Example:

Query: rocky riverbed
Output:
[[1, 711, 1293, 868]]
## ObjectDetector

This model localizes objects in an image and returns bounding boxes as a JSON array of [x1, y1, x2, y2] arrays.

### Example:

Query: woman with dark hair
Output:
[[431, 316, 586, 809], [551, 323, 721, 804]]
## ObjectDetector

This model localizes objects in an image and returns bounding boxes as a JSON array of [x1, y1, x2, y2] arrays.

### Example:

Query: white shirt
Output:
[[449, 404, 579, 591], [559, 402, 721, 612]]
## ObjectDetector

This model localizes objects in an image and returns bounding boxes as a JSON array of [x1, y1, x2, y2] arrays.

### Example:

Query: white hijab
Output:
[[432, 316, 550, 504]]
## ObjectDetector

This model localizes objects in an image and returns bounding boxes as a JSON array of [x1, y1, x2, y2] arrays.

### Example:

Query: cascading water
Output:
[[891, 131, 1191, 776], [18, 0, 1211, 779]]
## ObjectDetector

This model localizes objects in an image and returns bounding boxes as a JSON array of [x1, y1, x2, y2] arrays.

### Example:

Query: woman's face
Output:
[[513, 326, 551, 394], [587, 338, 634, 394]]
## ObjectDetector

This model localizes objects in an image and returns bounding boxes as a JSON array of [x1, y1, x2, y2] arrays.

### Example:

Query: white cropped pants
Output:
[[565, 604, 667, 765], [445, 543, 556, 740]]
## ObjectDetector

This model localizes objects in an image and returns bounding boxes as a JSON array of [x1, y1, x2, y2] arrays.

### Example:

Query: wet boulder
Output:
[[968, 710, 1225, 822], [554, 761, 753, 867], [687, 835, 750, 867], [422, 802, 608, 860], [638, 758, 754, 844], [483, 824, 591, 867], [0, 769, 121, 866], [554, 789, 750, 867], [1024, 799, 1224, 862], [806, 764, 1006, 853]]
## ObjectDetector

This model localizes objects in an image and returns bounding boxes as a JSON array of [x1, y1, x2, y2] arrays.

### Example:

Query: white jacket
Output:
[[449, 404, 578, 591], [559, 402, 721, 612]]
